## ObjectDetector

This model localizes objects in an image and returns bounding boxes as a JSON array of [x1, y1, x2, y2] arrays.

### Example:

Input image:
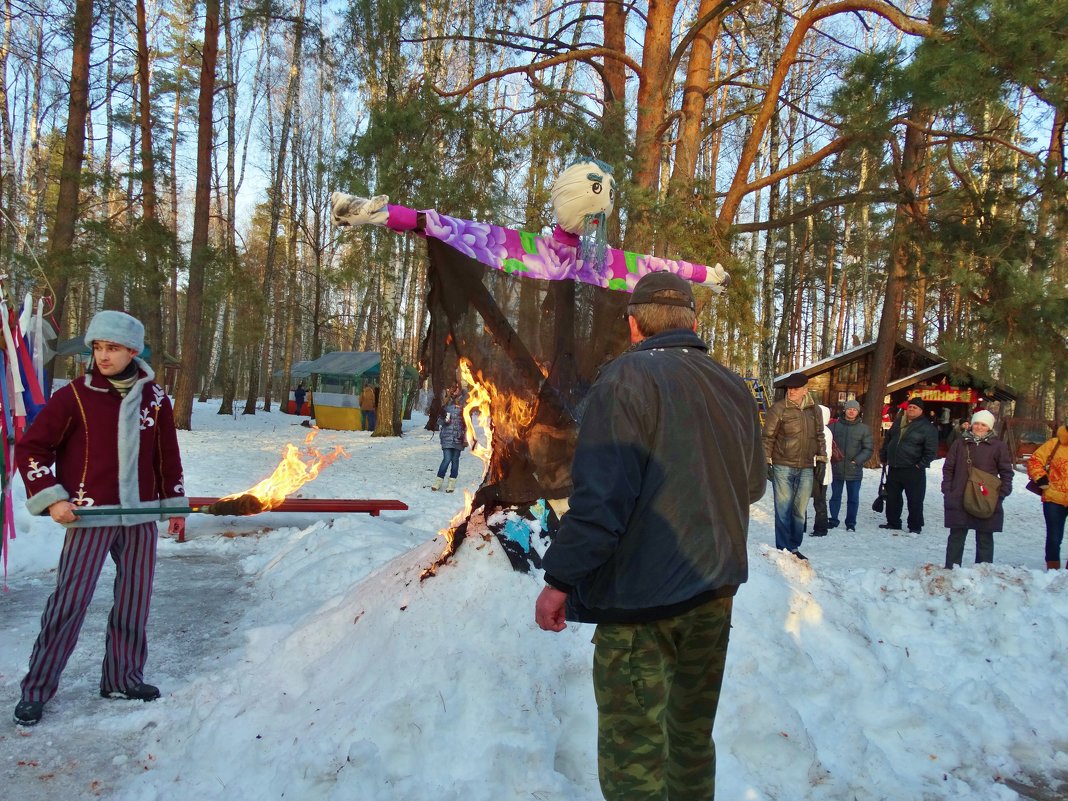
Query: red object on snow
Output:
[[181, 496, 409, 543]]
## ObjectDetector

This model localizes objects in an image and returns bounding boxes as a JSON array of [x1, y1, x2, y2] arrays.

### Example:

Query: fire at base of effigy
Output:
[[420, 358, 568, 580]]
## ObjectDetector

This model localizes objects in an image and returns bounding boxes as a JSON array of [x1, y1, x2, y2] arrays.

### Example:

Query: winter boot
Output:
[[445, 478, 457, 493], [1048, 560, 1061, 570], [13, 700, 43, 726], [100, 682, 160, 702], [430, 477, 443, 491]]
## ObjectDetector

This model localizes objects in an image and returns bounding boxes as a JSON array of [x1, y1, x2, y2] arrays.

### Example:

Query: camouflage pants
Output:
[[592, 596, 733, 801]]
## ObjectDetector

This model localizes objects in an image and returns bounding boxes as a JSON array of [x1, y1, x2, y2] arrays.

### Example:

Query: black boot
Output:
[[101, 682, 161, 702], [13, 700, 43, 726]]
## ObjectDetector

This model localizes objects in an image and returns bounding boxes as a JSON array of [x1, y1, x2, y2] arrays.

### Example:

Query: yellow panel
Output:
[[314, 405, 363, 431]]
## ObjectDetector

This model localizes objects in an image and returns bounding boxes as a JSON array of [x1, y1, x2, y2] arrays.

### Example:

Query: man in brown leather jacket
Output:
[[763, 373, 826, 557]]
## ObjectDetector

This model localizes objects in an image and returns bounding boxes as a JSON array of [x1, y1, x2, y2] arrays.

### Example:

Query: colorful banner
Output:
[[913, 386, 978, 403]]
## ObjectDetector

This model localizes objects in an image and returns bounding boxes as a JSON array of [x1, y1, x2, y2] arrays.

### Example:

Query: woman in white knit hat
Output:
[[940, 409, 1014, 568]]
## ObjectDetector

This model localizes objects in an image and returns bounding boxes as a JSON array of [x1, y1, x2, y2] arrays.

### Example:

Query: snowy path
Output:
[[0, 547, 249, 799]]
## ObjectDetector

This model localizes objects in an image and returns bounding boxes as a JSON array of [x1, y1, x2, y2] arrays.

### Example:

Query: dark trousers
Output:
[[884, 466, 927, 531], [21, 523, 158, 704], [1043, 501, 1068, 562], [811, 479, 828, 534], [362, 410, 376, 431], [593, 596, 733, 801], [945, 527, 994, 568]]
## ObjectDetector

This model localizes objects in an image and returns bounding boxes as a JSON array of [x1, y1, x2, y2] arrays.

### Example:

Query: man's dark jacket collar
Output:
[[631, 328, 707, 353]]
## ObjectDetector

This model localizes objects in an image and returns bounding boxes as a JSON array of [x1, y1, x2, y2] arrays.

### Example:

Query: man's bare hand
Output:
[[535, 585, 568, 632], [167, 517, 186, 537], [48, 500, 77, 524]]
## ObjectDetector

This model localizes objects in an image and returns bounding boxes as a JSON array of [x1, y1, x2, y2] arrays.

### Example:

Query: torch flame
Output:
[[223, 428, 350, 510]]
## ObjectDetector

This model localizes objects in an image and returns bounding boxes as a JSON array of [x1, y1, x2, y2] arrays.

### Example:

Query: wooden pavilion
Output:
[[772, 339, 1019, 456]]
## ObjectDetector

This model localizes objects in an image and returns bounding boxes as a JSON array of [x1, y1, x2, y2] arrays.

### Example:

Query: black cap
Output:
[[630, 271, 695, 309], [780, 372, 809, 388], [907, 396, 925, 410]]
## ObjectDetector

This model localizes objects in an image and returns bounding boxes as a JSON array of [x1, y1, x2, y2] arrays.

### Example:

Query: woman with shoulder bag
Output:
[[1027, 423, 1068, 570], [941, 410, 1014, 569]]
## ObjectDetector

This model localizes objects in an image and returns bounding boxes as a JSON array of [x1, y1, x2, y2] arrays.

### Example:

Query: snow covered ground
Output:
[[1, 398, 1066, 801]]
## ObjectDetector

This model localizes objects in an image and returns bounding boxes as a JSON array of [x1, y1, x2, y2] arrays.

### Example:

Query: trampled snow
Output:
[[1, 399, 1066, 800]]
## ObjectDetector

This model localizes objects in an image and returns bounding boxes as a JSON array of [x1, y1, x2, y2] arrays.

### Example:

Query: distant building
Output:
[[772, 339, 1017, 455]]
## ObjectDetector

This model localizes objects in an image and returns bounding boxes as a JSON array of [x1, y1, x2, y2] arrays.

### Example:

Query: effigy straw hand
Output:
[[330, 192, 389, 227], [703, 263, 731, 294]]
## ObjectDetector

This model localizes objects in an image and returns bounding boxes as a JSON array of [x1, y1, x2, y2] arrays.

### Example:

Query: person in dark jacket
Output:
[[431, 388, 465, 492], [535, 271, 765, 801], [941, 410, 1013, 567], [946, 418, 971, 448], [879, 397, 938, 534], [828, 400, 874, 532], [292, 382, 307, 415], [763, 372, 826, 556]]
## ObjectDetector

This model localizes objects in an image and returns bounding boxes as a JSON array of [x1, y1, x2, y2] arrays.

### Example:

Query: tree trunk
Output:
[[626, 0, 679, 249], [668, 0, 722, 190], [173, 0, 219, 430], [865, 0, 947, 463], [244, 2, 306, 414], [135, 0, 165, 377], [0, 0, 14, 267], [45, 0, 93, 376]]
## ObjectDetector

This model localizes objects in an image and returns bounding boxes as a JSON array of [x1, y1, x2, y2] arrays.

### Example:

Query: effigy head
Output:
[[550, 159, 615, 271], [550, 159, 615, 235]]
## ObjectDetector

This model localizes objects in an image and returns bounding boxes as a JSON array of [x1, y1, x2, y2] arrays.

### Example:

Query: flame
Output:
[[459, 359, 494, 469], [422, 360, 539, 580], [458, 358, 536, 473], [224, 427, 350, 509]]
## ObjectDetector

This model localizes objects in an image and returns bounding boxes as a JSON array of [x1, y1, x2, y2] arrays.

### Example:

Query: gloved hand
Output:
[[767, 463, 774, 481], [1036, 476, 1050, 488]]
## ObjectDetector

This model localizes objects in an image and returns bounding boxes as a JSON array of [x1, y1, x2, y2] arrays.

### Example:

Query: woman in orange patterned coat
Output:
[[1027, 423, 1068, 570]]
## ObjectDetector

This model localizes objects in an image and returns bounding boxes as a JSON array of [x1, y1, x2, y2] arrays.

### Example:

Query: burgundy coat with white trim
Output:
[[16, 358, 187, 528], [941, 434, 1013, 532]]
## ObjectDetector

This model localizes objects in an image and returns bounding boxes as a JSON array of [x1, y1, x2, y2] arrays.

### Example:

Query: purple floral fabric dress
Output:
[[385, 205, 722, 292]]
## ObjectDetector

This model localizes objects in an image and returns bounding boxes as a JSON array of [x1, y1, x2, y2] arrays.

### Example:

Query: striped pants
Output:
[[20, 522, 158, 704]]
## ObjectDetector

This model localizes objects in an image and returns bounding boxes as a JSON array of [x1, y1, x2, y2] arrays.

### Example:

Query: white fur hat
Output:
[[971, 409, 996, 429], [85, 310, 144, 353]]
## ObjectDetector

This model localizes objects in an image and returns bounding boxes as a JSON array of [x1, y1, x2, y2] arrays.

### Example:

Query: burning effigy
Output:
[[331, 159, 730, 572]]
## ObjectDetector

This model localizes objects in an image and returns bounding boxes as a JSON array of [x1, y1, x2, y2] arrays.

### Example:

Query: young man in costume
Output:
[[13, 311, 187, 726]]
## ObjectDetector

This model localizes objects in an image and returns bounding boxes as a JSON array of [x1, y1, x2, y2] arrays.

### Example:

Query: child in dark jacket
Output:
[[12, 311, 187, 727], [432, 388, 466, 492]]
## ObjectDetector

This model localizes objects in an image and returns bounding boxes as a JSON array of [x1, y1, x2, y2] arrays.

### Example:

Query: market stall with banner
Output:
[[886, 367, 1017, 457], [294, 352, 419, 431]]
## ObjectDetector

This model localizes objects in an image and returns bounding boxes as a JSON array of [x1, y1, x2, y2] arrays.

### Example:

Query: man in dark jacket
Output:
[[879, 396, 938, 533], [763, 372, 826, 556], [535, 271, 765, 801], [828, 400, 874, 531]]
